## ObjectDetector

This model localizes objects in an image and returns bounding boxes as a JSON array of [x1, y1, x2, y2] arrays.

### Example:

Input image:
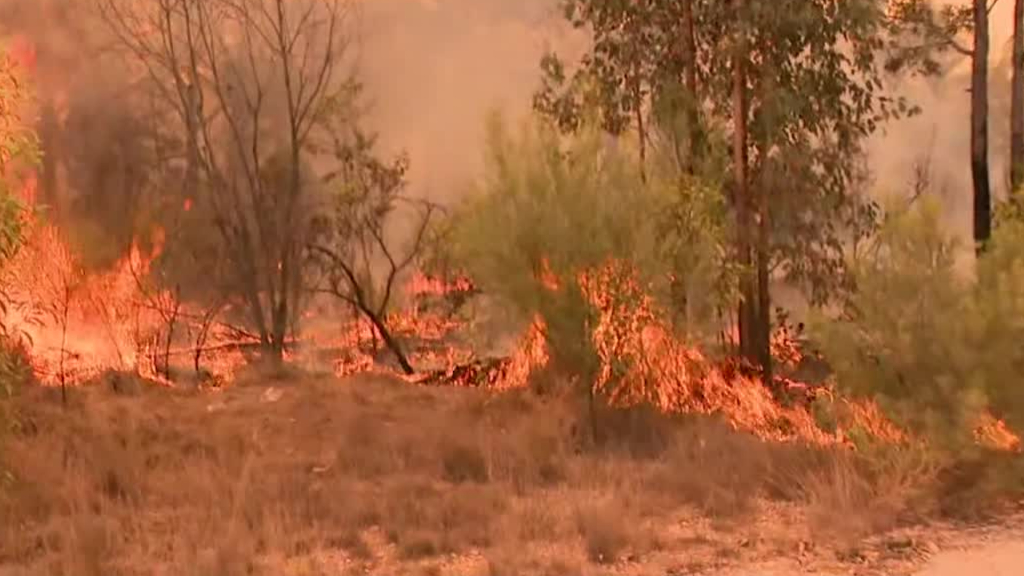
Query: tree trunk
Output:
[[732, 0, 759, 369], [682, 0, 702, 174], [39, 100, 61, 214], [972, 0, 992, 253], [362, 307, 415, 375], [1012, 0, 1024, 193], [755, 216, 772, 383], [633, 76, 648, 183]]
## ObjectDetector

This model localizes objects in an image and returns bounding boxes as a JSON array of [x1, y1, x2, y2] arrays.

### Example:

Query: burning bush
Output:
[[441, 112, 906, 444], [0, 43, 38, 483], [812, 197, 1024, 454], [449, 113, 728, 381]]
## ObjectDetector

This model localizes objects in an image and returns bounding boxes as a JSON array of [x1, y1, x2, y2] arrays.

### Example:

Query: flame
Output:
[[537, 257, 560, 291], [407, 270, 475, 298], [2, 222, 167, 384], [8, 35, 36, 73], [3, 184, 245, 386], [975, 414, 1022, 452], [575, 261, 831, 442]]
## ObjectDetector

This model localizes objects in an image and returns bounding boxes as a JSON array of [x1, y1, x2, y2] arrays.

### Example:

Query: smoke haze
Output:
[[0, 0, 1019, 235]]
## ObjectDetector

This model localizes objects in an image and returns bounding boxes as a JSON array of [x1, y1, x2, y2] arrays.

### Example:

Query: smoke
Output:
[[1, 0, 1018, 234], [868, 0, 1017, 239], [354, 0, 1019, 238], [358, 0, 1017, 237], [355, 0, 583, 202]]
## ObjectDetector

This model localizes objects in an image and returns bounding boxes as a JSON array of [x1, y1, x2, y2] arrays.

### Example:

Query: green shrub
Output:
[[449, 111, 730, 381], [811, 197, 1024, 452], [975, 211, 1024, 435], [0, 46, 39, 467]]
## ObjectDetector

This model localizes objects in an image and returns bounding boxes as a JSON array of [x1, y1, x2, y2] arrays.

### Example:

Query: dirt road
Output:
[[916, 533, 1024, 576]]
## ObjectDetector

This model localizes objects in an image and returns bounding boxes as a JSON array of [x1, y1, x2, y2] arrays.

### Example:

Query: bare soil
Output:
[[0, 371, 1020, 575]]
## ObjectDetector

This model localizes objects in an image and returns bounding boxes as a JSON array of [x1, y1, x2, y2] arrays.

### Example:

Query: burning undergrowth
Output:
[[0, 29, 916, 450], [1, 198, 252, 389], [0, 193, 906, 447], [0, 193, 1011, 452], [0, 41, 1008, 450]]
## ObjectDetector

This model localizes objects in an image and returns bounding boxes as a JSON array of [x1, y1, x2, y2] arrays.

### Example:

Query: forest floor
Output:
[[1, 369, 1021, 576]]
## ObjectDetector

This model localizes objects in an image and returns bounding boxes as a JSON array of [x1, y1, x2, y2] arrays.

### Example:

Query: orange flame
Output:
[[976, 415, 1022, 452]]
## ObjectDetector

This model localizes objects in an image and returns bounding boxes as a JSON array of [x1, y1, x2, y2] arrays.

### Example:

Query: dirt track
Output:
[[916, 531, 1024, 576]]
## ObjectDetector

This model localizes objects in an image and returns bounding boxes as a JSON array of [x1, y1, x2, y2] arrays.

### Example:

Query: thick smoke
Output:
[[868, 0, 1017, 239], [0, 0, 1018, 236]]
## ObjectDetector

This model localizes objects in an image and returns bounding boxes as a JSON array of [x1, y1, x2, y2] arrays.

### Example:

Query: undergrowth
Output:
[[0, 369, 984, 576]]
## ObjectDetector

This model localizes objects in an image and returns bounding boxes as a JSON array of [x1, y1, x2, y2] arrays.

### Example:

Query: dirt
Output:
[[712, 513, 1024, 576], [916, 528, 1024, 576]]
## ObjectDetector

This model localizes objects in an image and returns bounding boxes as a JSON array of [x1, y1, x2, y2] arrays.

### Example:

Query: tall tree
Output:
[[1012, 0, 1024, 193], [98, 0, 356, 363], [728, 0, 768, 377], [537, 0, 916, 381], [884, 1, 996, 249], [971, 0, 992, 251]]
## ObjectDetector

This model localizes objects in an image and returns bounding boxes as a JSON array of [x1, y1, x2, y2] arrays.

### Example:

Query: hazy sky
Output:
[[355, 0, 1018, 239], [357, 0, 581, 202], [3, 0, 1018, 237]]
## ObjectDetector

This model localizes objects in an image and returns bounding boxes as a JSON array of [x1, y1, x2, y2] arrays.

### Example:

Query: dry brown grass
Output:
[[0, 369, 989, 575], [575, 499, 635, 564]]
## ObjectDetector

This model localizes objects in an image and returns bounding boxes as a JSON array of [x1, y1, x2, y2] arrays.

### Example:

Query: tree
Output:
[[887, 0, 995, 251], [0, 46, 40, 396], [538, 0, 915, 382], [970, 0, 992, 252], [97, 0, 357, 363], [728, 0, 768, 378], [1012, 0, 1024, 192], [307, 126, 438, 376]]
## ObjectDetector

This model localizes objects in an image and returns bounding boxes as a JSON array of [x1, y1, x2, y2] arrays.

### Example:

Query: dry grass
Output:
[[0, 369, 994, 575], [575, 500, 635, 564]]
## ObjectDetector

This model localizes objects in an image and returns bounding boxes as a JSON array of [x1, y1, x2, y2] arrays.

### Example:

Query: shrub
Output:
[[449, 111, 730, 384], [812, 196, 1024, 453], [974, 214, 1024, 435], [440, 441, 489, 484], [575, 501, 633, 564], [810, 199, 979, 449]]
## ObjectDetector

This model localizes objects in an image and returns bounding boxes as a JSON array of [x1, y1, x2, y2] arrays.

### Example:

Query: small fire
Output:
[[976, 414, 1022, 452], [537, 257, 560, 291], [578, 260, 836, 442], [2, 222, 168, 384], [407, 270, 475, 297]]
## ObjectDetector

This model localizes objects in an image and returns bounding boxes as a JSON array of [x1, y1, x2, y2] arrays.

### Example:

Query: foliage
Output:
[[656, 172, 739, 339], [884, 0, 974, 76], [811, 197, 1024, 452], [536, 0, 930, 308], [98, 0, 356, 360], [0, 47, 36, 272], [450, 111, 728, 379], [975, 206, 1024, 435], [0, 46, 39, 477], [307, 121, 436, 375]]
